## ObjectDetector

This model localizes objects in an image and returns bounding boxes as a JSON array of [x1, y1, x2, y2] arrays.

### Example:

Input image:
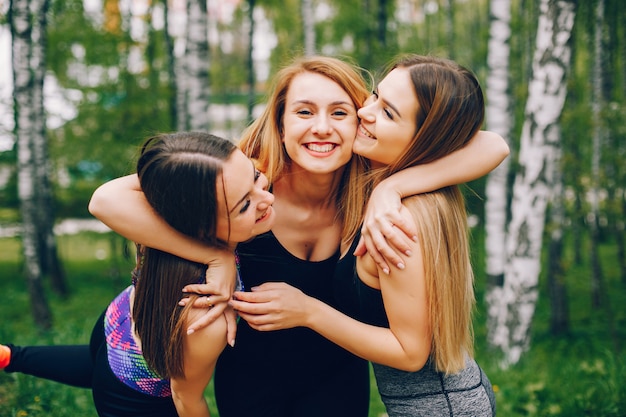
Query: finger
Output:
[[186, 302, 227, 334], [353, 236, 367, 256], [387, 216, 418, 242], [361, 234, 390, 274], [183, 294, 215, 308], [377, 226, 413, 257], [369, 231, 405, 271], [224, 308, 238, 347], [182, 283, 219, 297], [230, 298, 272, 315], [237, 312, 275, 329]]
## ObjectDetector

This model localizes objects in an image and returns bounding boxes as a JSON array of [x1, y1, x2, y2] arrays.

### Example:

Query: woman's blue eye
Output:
[[254, 169, 261, 182]]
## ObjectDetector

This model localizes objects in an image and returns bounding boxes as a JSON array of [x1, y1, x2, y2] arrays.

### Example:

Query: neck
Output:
[[276, 164, 345, 206]]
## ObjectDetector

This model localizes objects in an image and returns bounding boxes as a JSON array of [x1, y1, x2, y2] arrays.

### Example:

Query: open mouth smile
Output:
[[304, 143, 337, 153], [358, 125, 376, 139]]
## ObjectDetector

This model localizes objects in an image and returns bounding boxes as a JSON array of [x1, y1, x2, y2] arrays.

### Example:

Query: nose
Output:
[[256, 190, 274, 211], [311, 115, 332, 136], [357, 104, 374, 122], [256, 173, 274, 210]]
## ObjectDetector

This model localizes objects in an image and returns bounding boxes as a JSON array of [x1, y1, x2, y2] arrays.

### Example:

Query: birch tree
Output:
[[589, 0, 605, 308], [10, 0, 58, 329], [483, 0, 513, 350], [494, 0, 576, 367], [178, 0, 210, 131], [247, 0, 256, 123], [301, 0, 315, 56]]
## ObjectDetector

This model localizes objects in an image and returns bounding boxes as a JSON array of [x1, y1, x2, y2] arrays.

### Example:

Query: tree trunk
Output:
[[10, 0, 54, 329], [496, 0, 576, 367], [442, 0, 454, 59], [163, 0, 177, 129], [31, 0, 66, 296], [301, 0, 315, 56], [179, 0, 210, 131], [589, 0, 605, 308], [615, 0, 626, 284], [546, 142, 568, 336], [247, 0, 256, 124], [484, 0, 513, 350], [377, 0, 388, 51]]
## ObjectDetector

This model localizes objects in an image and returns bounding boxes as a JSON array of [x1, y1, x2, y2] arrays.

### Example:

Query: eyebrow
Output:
[[228, 160, 256, 214], [292, 99, 353, 107], [375, 86, 402, 118]]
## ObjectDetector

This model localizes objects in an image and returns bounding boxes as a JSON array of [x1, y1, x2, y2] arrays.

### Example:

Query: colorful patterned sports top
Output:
[[104, 286, 172, 397]]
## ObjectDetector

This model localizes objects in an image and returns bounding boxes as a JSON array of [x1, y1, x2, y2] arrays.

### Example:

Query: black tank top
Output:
[[333, 232, 389, 327], [216, 231, 357, 383]]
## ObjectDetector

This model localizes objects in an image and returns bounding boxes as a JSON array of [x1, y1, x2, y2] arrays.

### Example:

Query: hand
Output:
[[179, 252, 237, 334], [229, 282, 311, 331], [355, 184, 417, 274]]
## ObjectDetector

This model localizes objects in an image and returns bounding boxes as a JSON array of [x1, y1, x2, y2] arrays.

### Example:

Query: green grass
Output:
[[1, 231, 624, 416]]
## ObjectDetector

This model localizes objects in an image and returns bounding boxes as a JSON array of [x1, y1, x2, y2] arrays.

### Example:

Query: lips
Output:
[[256, 206, 272, 223]]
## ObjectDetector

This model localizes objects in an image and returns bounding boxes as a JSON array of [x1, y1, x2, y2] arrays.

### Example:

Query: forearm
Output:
[[88, 175, 220, 264], [305, 297, 429, 372], [377, 130, 510, 197]]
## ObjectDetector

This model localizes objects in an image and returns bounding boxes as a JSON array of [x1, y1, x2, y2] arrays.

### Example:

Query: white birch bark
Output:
[[497, 0, 576, 367], [483, 0, 514, 350], [180, 0, 209, 131], [11, 0, 52, 328], [301, 0, 315, 56]]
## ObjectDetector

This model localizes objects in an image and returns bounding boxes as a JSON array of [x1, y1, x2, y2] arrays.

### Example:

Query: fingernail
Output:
[[412, 235, 418, 242], [383, 267, 390, 275], [229, 339, 236, 347], [397, 262, 405, 270], [178, 301, 185, 306], [187, 328, 195, 335], [405, 250, 412, 256]]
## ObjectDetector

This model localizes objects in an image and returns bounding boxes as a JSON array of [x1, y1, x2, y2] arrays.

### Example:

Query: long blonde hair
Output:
[[404, 188, 475, 373], [239, 55, 370, 239]]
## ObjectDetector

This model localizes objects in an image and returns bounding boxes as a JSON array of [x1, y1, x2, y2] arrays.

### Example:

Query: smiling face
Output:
[[281, 71, 359, 175], [216, 150, 275, 244], [353, 68, 420, 168]]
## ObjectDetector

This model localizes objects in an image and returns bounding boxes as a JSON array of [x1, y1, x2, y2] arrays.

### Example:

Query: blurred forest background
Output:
[[0, 0, 625, 416]]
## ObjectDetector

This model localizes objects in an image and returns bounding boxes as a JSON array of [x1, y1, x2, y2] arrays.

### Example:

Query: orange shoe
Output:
[[0, 345, 10, 369]]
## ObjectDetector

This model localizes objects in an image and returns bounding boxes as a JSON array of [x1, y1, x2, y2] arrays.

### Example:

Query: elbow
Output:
[[87, 186, 107, 220], [400, 356, 428, 373], [494, 133, 511, 162], [499, 140, 511, 161], [393, 350, 430, 372]]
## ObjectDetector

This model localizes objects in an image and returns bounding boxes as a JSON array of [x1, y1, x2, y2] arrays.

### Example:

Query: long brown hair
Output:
[[360, 55, 484, 373], [133, 132, 237, 378]]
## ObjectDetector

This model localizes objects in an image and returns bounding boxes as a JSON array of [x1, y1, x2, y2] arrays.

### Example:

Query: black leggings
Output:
[[5, 311, 178, 417]]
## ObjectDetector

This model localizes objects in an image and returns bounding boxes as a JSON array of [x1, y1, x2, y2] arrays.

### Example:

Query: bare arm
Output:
[[89, 175, 237, 335], [359, 130, 510, 271], [89, 175, 221, 264], [170, 312, 228, 417]]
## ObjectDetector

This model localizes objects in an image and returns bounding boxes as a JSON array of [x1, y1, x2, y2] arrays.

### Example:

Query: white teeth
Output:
[[359, 125, 375, 139], [306, 143, 335, 153]]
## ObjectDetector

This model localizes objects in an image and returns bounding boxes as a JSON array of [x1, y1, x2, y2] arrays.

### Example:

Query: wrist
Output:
[[374, 177, 404, 199]]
